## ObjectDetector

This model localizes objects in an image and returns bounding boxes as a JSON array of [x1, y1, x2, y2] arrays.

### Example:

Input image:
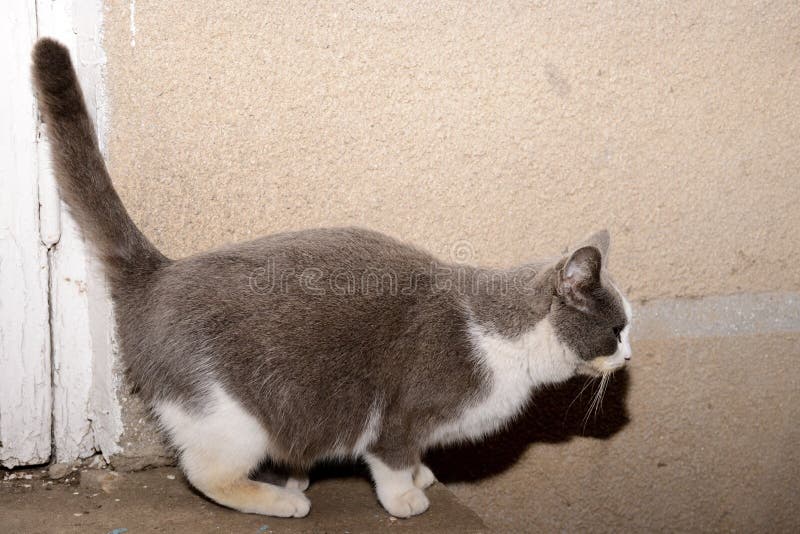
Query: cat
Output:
[[32, 38, 632, 519]]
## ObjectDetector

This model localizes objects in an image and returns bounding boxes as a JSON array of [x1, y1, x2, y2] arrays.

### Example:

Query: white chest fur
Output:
[[427, 318, 576, 447]]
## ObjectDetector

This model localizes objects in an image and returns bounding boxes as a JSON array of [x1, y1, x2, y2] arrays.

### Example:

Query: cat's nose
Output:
[[624, 354, 631, 361]]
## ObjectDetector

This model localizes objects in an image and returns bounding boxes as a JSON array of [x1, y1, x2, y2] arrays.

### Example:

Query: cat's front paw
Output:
[[380, 487, 430, 518], [413, 464, 436, 489], [285, 476, 310, 492]]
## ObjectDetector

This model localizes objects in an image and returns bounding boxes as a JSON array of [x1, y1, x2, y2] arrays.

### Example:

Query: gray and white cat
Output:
[[32, 39, 631, 519]]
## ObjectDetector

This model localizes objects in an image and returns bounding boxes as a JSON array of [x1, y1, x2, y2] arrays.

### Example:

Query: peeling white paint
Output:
[[0, 1, 52, 468], [37, 0, 122, 463], [37, 125, 61, 247], [49, 217, 97, 462]]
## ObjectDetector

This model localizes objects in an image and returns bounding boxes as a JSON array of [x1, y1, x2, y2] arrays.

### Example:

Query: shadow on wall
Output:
[[426, 370, 631, 483], [298, 371, 630, 484]]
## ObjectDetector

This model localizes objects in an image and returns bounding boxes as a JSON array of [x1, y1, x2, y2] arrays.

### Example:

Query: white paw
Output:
[[380, 487, 430, 518], [413, 464, 436, 489], [285, 476, 310, 492], [270, 489, 311, 518]]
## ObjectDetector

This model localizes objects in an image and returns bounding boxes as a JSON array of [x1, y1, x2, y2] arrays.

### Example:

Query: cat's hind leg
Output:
[[251, 464, 310, 492], [156, 385, 310, 517], [285, 475, 310, 491]]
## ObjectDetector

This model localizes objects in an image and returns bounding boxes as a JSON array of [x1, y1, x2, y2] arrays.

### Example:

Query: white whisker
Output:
[[565, 376, 596, 423], [582, 372, 611, 433]]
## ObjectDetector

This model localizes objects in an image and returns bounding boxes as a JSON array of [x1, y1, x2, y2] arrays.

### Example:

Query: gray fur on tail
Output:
[[31, 39, 168, 291]]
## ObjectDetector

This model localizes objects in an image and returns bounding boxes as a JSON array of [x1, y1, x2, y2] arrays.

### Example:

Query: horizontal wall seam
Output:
[[632, 291, 800, 341]]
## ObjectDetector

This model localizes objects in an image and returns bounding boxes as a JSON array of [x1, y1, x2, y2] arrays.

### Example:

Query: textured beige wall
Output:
[[105, 1, 800, 301], [102, 1, 800, 531]]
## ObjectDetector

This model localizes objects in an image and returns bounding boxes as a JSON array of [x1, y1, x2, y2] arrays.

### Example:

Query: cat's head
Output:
[[549, 230, 632, 377]]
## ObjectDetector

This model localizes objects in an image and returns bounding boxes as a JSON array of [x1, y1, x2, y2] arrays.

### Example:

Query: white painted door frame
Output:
[[1, 0, 120, 468], [0, 1, 51, 468]]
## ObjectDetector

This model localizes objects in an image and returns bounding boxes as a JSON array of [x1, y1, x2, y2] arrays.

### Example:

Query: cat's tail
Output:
[[32, 38, 168, 289]]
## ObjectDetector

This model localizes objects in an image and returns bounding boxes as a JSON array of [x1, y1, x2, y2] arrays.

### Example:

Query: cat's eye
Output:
[[612, 325, 624, 341]]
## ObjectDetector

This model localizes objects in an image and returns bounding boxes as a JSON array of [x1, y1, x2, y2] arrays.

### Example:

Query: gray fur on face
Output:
[[32, 38, 630, 500]]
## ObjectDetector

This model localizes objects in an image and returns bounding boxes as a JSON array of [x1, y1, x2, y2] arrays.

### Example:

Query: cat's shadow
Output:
[[426, 369, 631, 483], [304, 370, 631, 484]]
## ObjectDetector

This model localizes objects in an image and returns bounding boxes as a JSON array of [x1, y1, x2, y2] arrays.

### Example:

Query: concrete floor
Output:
[[0, 466, 485, 533]]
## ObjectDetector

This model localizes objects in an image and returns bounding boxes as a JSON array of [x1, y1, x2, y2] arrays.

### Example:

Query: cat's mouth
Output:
[[579, 358, 627, 377], [578, 365, 605, 378]]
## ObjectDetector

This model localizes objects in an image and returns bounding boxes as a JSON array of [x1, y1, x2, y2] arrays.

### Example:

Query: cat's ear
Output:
[[557, 246, 602, 311], [570, 229, 610, 269], [583, 229, 610, 259]]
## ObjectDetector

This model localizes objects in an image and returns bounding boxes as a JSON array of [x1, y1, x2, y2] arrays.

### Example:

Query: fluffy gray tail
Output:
[[31, 38, 168, 289]]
